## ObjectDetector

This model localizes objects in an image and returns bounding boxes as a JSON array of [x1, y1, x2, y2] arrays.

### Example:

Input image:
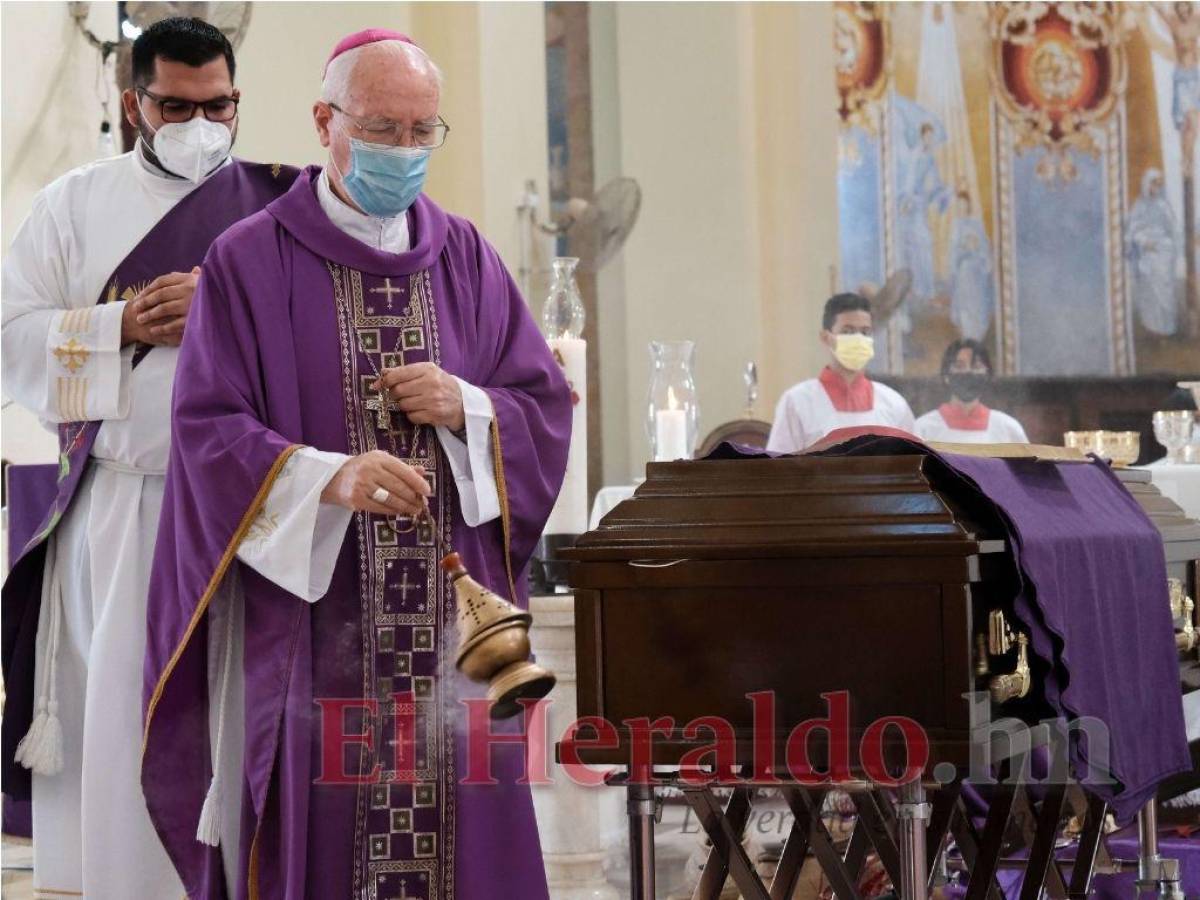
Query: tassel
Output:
[[1166, 788, 1200, 809], [24, 699, 64, 776], [195, 773, 223, 846], [18, 578, 64, 777], [196, 585, 237, 847], [15, 697, 48, 768]]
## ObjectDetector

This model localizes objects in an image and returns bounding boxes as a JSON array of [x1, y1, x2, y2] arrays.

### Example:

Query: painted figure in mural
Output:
[[949, 190, 995, 341], [1155, 2, 1200, 154], [896, 120, 949, 322], [1127, 168, 1181, 336]]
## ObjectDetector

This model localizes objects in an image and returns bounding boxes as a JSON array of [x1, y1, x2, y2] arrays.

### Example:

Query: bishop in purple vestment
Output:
[[142, 31, 571, 899]]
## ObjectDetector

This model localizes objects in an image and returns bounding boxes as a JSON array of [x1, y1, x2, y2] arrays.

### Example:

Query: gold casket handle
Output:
[[989, 633, 1031, 704]]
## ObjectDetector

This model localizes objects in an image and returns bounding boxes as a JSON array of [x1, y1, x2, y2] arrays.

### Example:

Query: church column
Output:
[[528, 593, 621, 900], [752, 1, 839, 409]]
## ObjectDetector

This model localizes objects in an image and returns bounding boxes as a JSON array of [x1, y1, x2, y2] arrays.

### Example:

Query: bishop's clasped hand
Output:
[[371, 361, 466, 432]]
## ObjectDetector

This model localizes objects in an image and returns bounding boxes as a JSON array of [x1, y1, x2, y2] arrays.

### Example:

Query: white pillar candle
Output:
[[654, 388, 690, 461], [544, 337, 589, 535]]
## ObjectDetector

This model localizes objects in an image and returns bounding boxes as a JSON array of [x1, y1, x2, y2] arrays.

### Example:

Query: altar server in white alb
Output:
[[767, 292, 916, 453], [0, 18, 306, 898], [915, 338, 1029, 444]]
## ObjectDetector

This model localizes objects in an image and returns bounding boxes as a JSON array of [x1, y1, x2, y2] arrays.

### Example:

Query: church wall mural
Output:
[[835, 1, 1200, 377]]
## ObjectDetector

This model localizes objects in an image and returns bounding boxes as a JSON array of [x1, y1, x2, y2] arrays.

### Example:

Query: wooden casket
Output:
[[561, 452, 1200, 776]]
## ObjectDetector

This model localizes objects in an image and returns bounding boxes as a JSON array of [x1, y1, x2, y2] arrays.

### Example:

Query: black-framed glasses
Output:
[[328, 103, 449, 149], [137, 87, 239, 123]]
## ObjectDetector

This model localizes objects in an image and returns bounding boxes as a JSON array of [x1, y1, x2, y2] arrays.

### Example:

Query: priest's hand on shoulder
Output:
[[373, 363, 466, 432], [321, 450, 433, 515], [120, 266, 201, 348]]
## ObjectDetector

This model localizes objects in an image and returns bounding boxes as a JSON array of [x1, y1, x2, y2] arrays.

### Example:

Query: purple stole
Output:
[[1, 159, 300, 800], [323, 262, 455, 897]]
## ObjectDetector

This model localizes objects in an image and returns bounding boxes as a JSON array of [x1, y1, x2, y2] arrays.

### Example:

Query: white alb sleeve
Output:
[[236, 446, 354, 602], [433, 377, 500, 526], [2, 191, 132, 423]]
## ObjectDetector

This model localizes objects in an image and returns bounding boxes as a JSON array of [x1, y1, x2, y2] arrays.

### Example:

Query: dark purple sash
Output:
[[1, 158, 300, 799]]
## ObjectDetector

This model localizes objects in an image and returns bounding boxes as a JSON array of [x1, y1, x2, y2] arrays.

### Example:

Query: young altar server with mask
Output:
[[141, 30, 571, 898], [1, 18, 299, 898], [915, 338, 1029, 444], [767, 292, 916, 453]]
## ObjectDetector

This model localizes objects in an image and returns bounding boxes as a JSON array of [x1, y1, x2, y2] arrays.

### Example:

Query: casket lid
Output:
[[565, 453, 1006, 562]]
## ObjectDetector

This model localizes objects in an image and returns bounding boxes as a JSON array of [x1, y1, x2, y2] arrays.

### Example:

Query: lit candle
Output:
[[655, 386, 690, 461], [544, 337, 588, 535]]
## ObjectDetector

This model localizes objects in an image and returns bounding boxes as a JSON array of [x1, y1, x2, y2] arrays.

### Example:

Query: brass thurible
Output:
[[989, 633, 1031, 704], [441, 552, 556, 720]]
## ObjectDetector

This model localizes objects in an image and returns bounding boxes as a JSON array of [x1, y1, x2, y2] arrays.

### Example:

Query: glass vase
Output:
[[645, 340, 698, 462], [541, 256, 585, 339]]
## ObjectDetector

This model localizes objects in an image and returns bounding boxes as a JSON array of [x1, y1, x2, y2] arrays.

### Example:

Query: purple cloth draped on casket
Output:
[[704, 435, 1190, 823], [142, 167, 570, 899]]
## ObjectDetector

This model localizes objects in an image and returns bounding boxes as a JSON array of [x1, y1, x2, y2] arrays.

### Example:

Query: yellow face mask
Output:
[[832, 333, 875, 371]]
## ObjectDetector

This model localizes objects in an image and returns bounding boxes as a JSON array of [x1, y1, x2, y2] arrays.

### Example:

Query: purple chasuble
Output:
[[142, 167, 570, 899], [1, 159, 299, 801], [705, 436, 1190, 823]]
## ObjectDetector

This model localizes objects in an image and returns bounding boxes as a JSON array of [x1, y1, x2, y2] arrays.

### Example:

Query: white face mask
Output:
[[144, 117, 233, 183]]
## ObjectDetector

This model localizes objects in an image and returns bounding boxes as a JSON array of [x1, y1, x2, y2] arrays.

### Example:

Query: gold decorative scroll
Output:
[[989, 2, 1129, 181], [835, 1, 890, 134], [926, 440, 1090, 462]]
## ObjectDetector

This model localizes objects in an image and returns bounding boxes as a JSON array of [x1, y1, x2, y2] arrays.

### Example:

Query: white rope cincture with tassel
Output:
[[196, 591, 237, 847], [16, 564, 65, 777]]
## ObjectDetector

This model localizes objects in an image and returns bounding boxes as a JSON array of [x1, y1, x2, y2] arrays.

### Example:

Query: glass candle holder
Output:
[[646, 340, 698, 462], [541, 257, 585, 339]]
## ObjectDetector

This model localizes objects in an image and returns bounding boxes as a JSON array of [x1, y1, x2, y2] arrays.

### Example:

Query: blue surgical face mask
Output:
[[336, 137, 430, 218]]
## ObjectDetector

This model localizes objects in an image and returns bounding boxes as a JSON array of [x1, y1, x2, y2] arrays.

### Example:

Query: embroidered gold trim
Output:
[[249, 828, 261, 900], [141, 443, 301, 752], [58, 307, 92, 335], [121, 281, 150, 304], [53, 337, 89, 373], [243, 510, 280, 549], [56, 376, 88, 421], [489, 412, 519, 603], [32, 889, 83, 897]]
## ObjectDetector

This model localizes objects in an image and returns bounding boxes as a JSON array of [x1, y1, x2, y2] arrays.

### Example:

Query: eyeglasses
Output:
[[328, 103, 449, 149], [137, 87, 239, 123]]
